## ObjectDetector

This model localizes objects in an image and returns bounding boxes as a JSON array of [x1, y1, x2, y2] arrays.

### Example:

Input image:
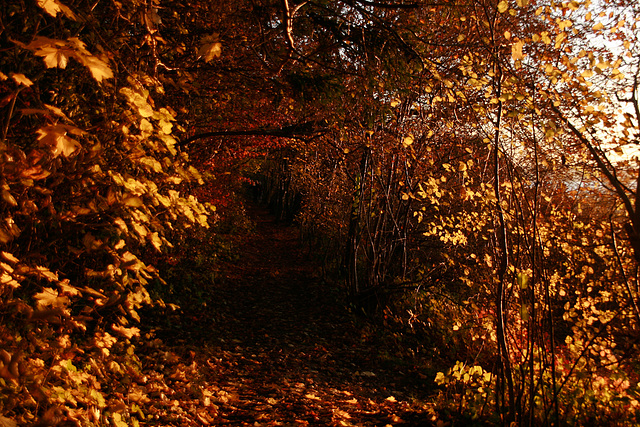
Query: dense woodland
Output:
[[1, 0, 640, 425]]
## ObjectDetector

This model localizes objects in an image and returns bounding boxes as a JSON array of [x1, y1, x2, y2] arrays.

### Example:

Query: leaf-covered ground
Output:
[[136, 204, 438, 426]]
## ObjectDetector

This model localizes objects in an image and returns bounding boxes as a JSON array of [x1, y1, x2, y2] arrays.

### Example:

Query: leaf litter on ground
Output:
[[136, 201, 437, 426]]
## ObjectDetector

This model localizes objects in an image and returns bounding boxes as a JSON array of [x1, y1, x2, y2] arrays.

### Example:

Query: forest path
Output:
[[141, 203, 434, 426]]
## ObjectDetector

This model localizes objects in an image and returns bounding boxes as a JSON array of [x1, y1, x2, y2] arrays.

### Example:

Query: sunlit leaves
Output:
[[20, 37, 113, 82], [511, 39, 524, 61], [402, 135, 414, 147], [28, 38, 71, 68], [34, 287, 69, 309], [10, 73, 33, 86], [120, 86, 154, 118], [111, 324, 140, 339], [36, 125, 83, 157], [37, 0, 77, 20]]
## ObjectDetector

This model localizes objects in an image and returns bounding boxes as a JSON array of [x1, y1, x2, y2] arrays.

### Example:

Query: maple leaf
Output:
[[34, 287, 70, 308], [58, 279, 81, 296], [24, 37, 72, 68], [78, 54, 114, 82], [94, 331, 117, 350], [112, 324, 140, 339], [37, 125, 83, 157], [35, 266, 59, 281], [21, 36, 113, 81], [37, 0, 77, 20]]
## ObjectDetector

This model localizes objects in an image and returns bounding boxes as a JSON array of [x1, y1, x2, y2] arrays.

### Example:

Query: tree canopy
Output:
[[2, 0, 640, 424]]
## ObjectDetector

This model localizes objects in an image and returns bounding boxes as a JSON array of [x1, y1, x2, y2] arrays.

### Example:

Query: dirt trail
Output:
[[142, 204, 434, 426]]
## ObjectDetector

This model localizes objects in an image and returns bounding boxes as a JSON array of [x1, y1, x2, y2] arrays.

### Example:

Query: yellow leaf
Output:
[[25, 36, 111, 81], [593, 22, 604, 31], [581, 69, 593, 78], [511, 40, 524, 61], [541, 32, 551, 44], [123, 196, 144, 207], [140, 119, 154, 133], [497, 0, 509, 13], [0, 273, 20, 289], [402, 135, 414, 147], [58, 279, 81, 296], [149, 232, 162, 251], [2, 188, 17, 207], [558, 19, 572, 30], [37, 45, 71, 68], [516, 0, 528, 6], [1, 252, 19, 264], [11, 73, 33, 86], [37, 0, 77, 20], [36, 125, 82, 157], [159, 119, 173, 134], [112, 324, 140, 339], [80, 55, 113, 82], [34, 287, 69, 308]]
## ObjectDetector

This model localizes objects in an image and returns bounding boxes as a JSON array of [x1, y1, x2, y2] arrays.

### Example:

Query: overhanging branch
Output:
[[178, 121, 329, 147]]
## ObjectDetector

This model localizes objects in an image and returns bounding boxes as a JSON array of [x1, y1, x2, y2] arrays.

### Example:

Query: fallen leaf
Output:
[[112, 324, 141, 339], [34, 287, 69, 308]]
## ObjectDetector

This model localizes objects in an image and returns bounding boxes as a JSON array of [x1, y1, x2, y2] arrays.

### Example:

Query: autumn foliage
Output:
[[2, 0, 640, 425]]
